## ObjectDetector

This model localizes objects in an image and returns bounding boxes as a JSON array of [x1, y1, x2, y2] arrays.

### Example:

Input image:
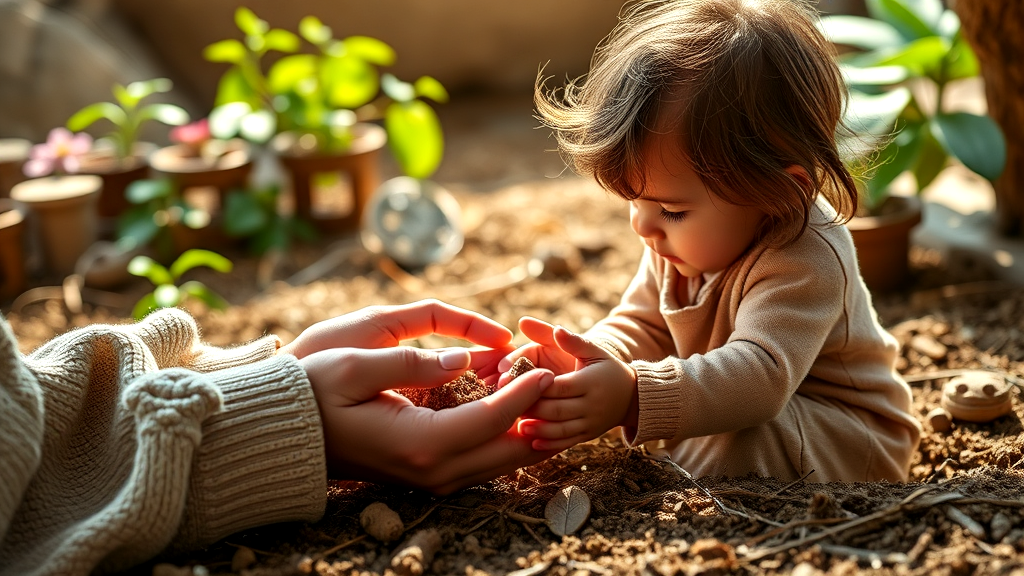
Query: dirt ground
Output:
[[4, 93, 1024, 575]]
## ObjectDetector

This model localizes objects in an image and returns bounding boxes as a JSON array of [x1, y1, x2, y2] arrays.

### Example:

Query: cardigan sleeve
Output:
[[626, 241, 849, 446], [586, 247, 676, 362], [0, 310, 326, 576]]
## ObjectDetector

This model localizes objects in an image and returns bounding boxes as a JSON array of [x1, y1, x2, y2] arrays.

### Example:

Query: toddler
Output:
[[509, 0, 922, 481]]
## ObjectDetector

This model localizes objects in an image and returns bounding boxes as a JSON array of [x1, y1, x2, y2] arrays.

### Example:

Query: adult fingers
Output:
[[368, 300, 514, 348], [305, 346, 473, 405], [428, 368, 554, 454]]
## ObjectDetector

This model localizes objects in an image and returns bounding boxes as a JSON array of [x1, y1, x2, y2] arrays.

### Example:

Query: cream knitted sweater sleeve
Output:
[[0, 308, 326, 576]]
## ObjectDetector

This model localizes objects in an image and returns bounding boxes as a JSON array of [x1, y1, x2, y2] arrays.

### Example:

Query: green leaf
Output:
[[912, 123, 948, 190], [67, 102, 126, 131], [113, 84, 138, 109], [864, 121, 924, 209], [867, 0, 940, 41], [342, 36, 395, 66], [179, 281, 229, 310], [235, 7, 267, 36], [138, 103, 190, 126], [204, 39, 247, 63], [126, 78, 173, 100], [126, 178, 173, 204], [213, 68, 258, 107], [818, 15, 904, 51], [944, 36, 979, 82], [299, 16, 332, 45], [153, 284, 181, 308], [116, 206, 161, 249], [414, 76, 449, 103], [170, 249, 233, 279], [872, 36, 949, 78], [931, 112, 1007, 181], [381, 73, 415, 103], [132, 292, 159, 320], [840, 64, 908, 87], [322, 55, 378, 109], [844, 87, 912, 140], [208, 101, 251, 138], [385, 100, 444, 179], [128, 255, 174, 285], [268, 54, 318, 94], [264, 29, 300, 53], [223, 190, 269, 237], [239, 109, 276, 143]]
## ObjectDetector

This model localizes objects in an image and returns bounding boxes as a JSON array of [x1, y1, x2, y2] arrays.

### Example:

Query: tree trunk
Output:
[[954, 0, 1024, 236]]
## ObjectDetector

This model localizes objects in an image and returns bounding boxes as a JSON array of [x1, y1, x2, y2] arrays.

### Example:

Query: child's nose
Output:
[[630, 202, 664, 239]]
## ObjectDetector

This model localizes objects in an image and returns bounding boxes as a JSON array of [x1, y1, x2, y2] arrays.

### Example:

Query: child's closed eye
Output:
[[659, 207, 688, 222]]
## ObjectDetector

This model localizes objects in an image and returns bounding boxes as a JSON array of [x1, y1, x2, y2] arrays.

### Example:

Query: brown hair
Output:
[[535, 0, 858, 243]]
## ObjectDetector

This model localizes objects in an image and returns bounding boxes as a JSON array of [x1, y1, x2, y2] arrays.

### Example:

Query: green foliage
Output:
[[128, 249, 232, 320], [223, 185, 317, 254], [821, 0, 1006, 213], [67, 78, 190, 160], [116, 178, 208, 262], [205, 7, 447, 178]]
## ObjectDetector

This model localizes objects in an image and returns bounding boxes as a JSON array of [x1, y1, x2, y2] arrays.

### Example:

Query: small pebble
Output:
[[926, 407, 953, 433], [910, 334, 948, 361]]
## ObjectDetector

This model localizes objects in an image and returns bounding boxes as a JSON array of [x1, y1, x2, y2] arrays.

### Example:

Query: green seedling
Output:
[[128, 249, 232, 320]]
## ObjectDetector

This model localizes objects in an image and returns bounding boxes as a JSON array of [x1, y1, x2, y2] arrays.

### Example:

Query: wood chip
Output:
[[545, 485, 591, 536]]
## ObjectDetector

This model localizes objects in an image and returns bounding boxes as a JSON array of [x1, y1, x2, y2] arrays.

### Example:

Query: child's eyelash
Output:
[[660, 208, 687, 222]]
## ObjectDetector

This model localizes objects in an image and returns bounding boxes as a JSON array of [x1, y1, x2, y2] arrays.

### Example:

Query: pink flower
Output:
[[170, 118, 211, 147], [23, 128, 94, 177]]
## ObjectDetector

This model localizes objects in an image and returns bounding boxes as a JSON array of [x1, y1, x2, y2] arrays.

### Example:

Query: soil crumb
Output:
[[396, 370, 492, 410]]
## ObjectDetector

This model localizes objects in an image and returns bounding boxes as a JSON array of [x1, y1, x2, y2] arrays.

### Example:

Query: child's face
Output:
[[629, 130, 765, 278]]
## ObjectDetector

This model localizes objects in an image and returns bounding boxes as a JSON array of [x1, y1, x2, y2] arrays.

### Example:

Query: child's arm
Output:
[[512, 321, 640, 452]]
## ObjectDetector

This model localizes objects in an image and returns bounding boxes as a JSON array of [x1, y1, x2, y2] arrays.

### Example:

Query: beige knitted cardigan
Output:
[[0, 308, 326, 576]]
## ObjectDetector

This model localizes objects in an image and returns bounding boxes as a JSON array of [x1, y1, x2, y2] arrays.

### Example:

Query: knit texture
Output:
[[587, 199, 923, 482], [0, 308, 326, 576]]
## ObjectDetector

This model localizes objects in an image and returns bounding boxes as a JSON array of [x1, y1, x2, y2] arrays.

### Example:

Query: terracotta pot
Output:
[[274, 123, 387, 233], [149, 138, 253, 213], [0, 198, 28, 299], [847, 195, 923, 292], [11, 175, 101, 277], [78, 143, 157, 220], [0, 138, 31, 198]]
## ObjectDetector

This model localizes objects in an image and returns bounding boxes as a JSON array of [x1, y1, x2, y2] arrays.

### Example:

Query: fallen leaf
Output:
[[544, 485, 591, 536]]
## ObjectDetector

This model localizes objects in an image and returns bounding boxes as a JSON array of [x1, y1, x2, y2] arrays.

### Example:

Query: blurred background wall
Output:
[[0, 0, 866, 144]]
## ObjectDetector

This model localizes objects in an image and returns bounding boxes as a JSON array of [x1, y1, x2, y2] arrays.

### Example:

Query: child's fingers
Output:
[[517, 417, 590, 440], [522, 396, 588, 422], [518, 316, 557, 345], [552, 326, 611, 362]]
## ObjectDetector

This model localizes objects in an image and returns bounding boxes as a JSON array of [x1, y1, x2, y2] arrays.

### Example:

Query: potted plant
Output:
[[205, 8, 447, 233], [148, 118, 254, 220], [116, 177, 216, 263], [821, 0, 1007, 291], [67, 78, 191, 221], [127, 248, 232, 320], [10, 128, 103, 277]]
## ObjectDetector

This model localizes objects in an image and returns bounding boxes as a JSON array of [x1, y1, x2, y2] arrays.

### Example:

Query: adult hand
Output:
[[301, 346, 557, 494]]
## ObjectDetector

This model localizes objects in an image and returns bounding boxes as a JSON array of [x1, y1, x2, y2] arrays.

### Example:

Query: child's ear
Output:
[[784, 164, 812, 192]]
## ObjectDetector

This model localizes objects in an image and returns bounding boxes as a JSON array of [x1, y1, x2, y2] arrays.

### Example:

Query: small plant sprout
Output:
[[23, 127, 93, 177], [128, 249, 233, 320], [223, 184, 317, 255], [205, 7, 300, 143], [117, 178, 209, 261], [67, 78, 190, 160]]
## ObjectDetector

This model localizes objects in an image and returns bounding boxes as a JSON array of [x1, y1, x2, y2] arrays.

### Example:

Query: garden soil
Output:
[[5, 94, 1024, 575]]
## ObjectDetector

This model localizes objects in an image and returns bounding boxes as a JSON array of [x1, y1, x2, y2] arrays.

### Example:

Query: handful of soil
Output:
[[397, 357, 536, 410]]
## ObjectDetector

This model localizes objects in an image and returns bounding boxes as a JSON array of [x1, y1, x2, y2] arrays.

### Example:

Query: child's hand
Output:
[[496, 317, 580, 387], [515, 325, 639, 452]]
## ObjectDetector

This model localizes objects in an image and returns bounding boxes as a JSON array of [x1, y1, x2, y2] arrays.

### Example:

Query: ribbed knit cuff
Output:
[[623, 360, 685, 447], [171, 354, 326, 551]]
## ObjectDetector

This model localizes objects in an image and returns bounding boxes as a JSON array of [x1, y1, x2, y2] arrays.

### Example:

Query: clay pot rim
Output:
[[79, 142, 158, 174], [272, 123, 387, 160], [10, 174, 103, 205], [0, 198, 27, 227], [149, 139, 252, 174], [0, 138, 32, 162], [847, 195, 923, 231]]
